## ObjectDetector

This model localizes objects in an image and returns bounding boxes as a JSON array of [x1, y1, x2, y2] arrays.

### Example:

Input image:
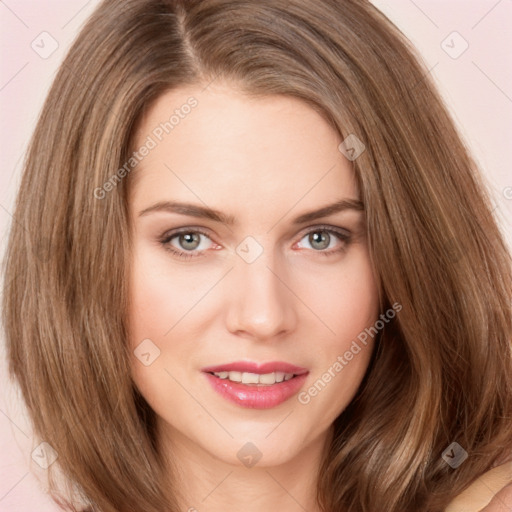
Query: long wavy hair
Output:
[[2, 0, 511, 511]]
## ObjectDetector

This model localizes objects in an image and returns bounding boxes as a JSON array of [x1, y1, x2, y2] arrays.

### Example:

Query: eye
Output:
[[295, 226, 351, 255], [159, 225, 352, 261], [159, 228, 216, 260]]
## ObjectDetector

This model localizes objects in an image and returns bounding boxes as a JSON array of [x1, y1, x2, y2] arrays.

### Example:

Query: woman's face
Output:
[[128, 81, 379, 468]]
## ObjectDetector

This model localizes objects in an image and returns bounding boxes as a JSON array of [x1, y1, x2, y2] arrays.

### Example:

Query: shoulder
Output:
[[446, 461, 512, 512], [480, 482, 512, 511]]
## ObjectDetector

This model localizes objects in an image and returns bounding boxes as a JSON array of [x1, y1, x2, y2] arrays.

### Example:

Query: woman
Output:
[[2, 0, 511, 511]]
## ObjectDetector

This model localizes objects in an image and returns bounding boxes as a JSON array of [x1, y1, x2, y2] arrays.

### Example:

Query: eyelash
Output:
[[159, 225, 352, 261]]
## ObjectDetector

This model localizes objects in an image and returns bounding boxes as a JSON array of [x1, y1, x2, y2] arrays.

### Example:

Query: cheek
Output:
[[333, 265, 379, 341], [331, 258, 379, 370], [129, 271, 173, 338], [303, 248, 380, 343], [295, 249, 380, 416], [128, 244, 210, 343], [127, 247, 189, 396]]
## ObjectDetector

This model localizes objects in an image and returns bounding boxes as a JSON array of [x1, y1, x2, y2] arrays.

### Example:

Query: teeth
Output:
[[228, 371, 242, 382], [212, 371, 295, 385], [241, 372, 259, 384], [259, 373, 276, 384]]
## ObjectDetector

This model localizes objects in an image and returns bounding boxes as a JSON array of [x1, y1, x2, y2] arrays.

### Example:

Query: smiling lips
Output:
[[201, 361, 309, 409]]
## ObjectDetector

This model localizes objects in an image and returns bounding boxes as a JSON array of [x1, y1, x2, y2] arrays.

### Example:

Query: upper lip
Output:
[[202, 361, 309, 375]]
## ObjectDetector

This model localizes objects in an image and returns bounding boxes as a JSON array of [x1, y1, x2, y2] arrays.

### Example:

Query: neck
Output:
[[158, 423, 333, 512]]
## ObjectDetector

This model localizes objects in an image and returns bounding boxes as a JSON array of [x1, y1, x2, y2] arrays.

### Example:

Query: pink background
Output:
[[1, 1, 511, 510]]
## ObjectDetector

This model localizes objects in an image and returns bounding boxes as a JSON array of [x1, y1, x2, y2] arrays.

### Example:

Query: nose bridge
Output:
[[226, 238, 296, 338]]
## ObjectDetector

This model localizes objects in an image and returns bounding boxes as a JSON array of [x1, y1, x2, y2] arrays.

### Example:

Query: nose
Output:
[[224, 248, 298, 341]]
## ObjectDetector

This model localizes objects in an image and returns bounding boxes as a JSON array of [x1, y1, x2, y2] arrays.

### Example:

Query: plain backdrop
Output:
[[1, 1, 511, 510]]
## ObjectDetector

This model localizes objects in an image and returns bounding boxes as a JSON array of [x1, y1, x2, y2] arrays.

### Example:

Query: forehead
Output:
[[130, 82, 359, 215]]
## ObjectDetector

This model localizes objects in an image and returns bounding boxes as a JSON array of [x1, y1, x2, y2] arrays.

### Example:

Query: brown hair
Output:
[[3, 0, 511, 511]]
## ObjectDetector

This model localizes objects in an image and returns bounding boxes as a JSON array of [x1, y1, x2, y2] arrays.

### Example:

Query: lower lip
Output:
[[203, 372, 309, 409]]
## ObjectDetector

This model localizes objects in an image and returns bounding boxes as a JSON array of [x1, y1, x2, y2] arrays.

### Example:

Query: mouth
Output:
[[201, 361, 309, 409], [206, 370, 300, 385]]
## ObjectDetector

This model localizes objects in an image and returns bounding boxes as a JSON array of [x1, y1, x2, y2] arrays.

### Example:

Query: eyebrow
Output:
[[137, 198, 364, 225]]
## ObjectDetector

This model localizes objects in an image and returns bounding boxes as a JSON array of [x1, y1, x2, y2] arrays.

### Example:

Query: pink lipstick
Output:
[[201, 361, 309, 409]]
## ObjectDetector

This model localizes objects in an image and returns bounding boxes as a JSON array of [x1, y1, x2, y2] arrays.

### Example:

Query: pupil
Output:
[[180, 233, 200, 250], [310, 231, 329, 250]]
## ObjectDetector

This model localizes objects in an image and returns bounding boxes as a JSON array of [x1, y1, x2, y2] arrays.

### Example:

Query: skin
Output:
[[483, 484, 512, 511], [128, 81, 380, 512]]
